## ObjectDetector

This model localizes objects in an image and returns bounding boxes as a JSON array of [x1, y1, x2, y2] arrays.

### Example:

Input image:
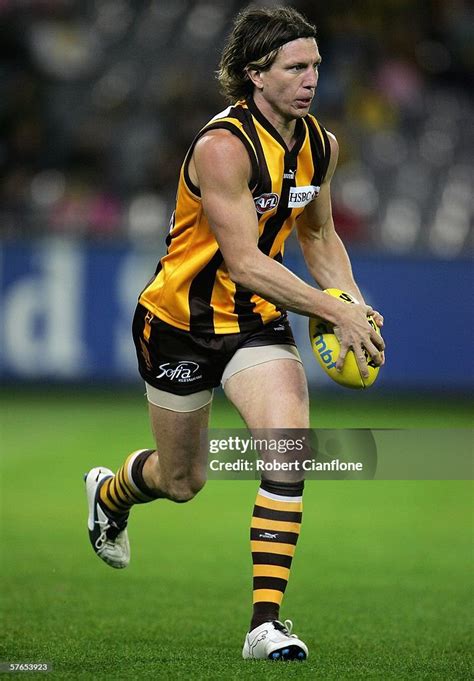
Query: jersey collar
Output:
[[246, 96, 307, 159]]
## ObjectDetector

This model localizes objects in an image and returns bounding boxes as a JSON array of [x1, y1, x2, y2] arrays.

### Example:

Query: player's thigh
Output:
[[148, 400, 211, 486], [224, 358, 310, 429]]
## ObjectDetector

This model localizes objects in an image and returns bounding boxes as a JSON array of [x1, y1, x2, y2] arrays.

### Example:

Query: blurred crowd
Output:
[[1, 0, 473, 257]]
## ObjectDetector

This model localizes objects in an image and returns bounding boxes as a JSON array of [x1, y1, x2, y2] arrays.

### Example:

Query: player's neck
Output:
[[252, 93, 298, 150]]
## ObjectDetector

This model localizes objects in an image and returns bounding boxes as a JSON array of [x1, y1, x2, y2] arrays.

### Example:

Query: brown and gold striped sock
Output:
[[99, 449, 157, 516], [250, 479, 304, 631]]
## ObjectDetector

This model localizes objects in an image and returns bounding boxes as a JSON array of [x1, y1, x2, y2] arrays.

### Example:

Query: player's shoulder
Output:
[[193, 128, 251, 184], [194, 127, 248, 158], [191, 101, 255, 185], [196, 101, 248, 146], [195, 102, 252, 163]]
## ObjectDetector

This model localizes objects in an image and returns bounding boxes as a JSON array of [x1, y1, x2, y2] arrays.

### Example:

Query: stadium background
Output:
[[1, 1, 472, 679]]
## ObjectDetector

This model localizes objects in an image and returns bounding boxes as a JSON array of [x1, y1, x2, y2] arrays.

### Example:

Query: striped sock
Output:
[[250, 479, 304, 630], [99, 449, 157, 516]]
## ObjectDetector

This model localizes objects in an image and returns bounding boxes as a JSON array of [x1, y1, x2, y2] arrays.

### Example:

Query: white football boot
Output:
[[242, 619, 308, 661], [85, 467, 130, 569]]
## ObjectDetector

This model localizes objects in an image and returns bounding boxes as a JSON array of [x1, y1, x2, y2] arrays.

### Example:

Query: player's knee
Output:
[[165, 474, 206, 503]]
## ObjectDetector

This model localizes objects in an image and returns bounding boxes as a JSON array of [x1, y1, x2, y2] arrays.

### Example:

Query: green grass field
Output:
[[1, 389, 473, 680]]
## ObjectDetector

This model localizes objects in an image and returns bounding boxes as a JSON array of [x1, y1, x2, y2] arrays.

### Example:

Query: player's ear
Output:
[[246, 67, 264, 91]]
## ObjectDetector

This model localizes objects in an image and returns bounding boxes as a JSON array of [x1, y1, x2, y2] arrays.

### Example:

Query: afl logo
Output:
[[254, 193, 280, 214]]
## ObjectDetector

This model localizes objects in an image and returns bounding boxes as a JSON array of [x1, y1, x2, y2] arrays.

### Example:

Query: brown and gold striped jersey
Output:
[[139, 97, 331, 335]]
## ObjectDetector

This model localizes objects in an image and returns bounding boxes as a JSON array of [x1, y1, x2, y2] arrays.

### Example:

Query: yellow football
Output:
[[308, 288, 381, 389]]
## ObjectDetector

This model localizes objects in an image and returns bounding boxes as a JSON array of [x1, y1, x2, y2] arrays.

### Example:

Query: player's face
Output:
[[257, 38, 321, 121]]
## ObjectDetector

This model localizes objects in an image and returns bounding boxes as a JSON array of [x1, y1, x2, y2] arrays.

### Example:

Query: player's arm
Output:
[[296, 132, 384, 368], [191, 130, 383, 376], [297, 133, 364, 301]]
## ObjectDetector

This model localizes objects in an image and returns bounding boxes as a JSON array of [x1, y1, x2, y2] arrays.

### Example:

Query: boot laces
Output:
[[273, 619, 297, 638], [94, 511, 126, 549]]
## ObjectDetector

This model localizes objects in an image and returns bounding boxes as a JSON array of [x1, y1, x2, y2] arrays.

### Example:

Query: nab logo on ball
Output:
[[312, 325, 337, 371], [254, 193, 279, 214], [157, 361, 202, 383]]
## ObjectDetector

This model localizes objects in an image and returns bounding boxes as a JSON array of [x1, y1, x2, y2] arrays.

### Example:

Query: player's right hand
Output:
[[333, 303, 385, 379]]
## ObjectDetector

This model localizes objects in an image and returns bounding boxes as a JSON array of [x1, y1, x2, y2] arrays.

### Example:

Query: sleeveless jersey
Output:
[[139, 97, 331, 335]]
